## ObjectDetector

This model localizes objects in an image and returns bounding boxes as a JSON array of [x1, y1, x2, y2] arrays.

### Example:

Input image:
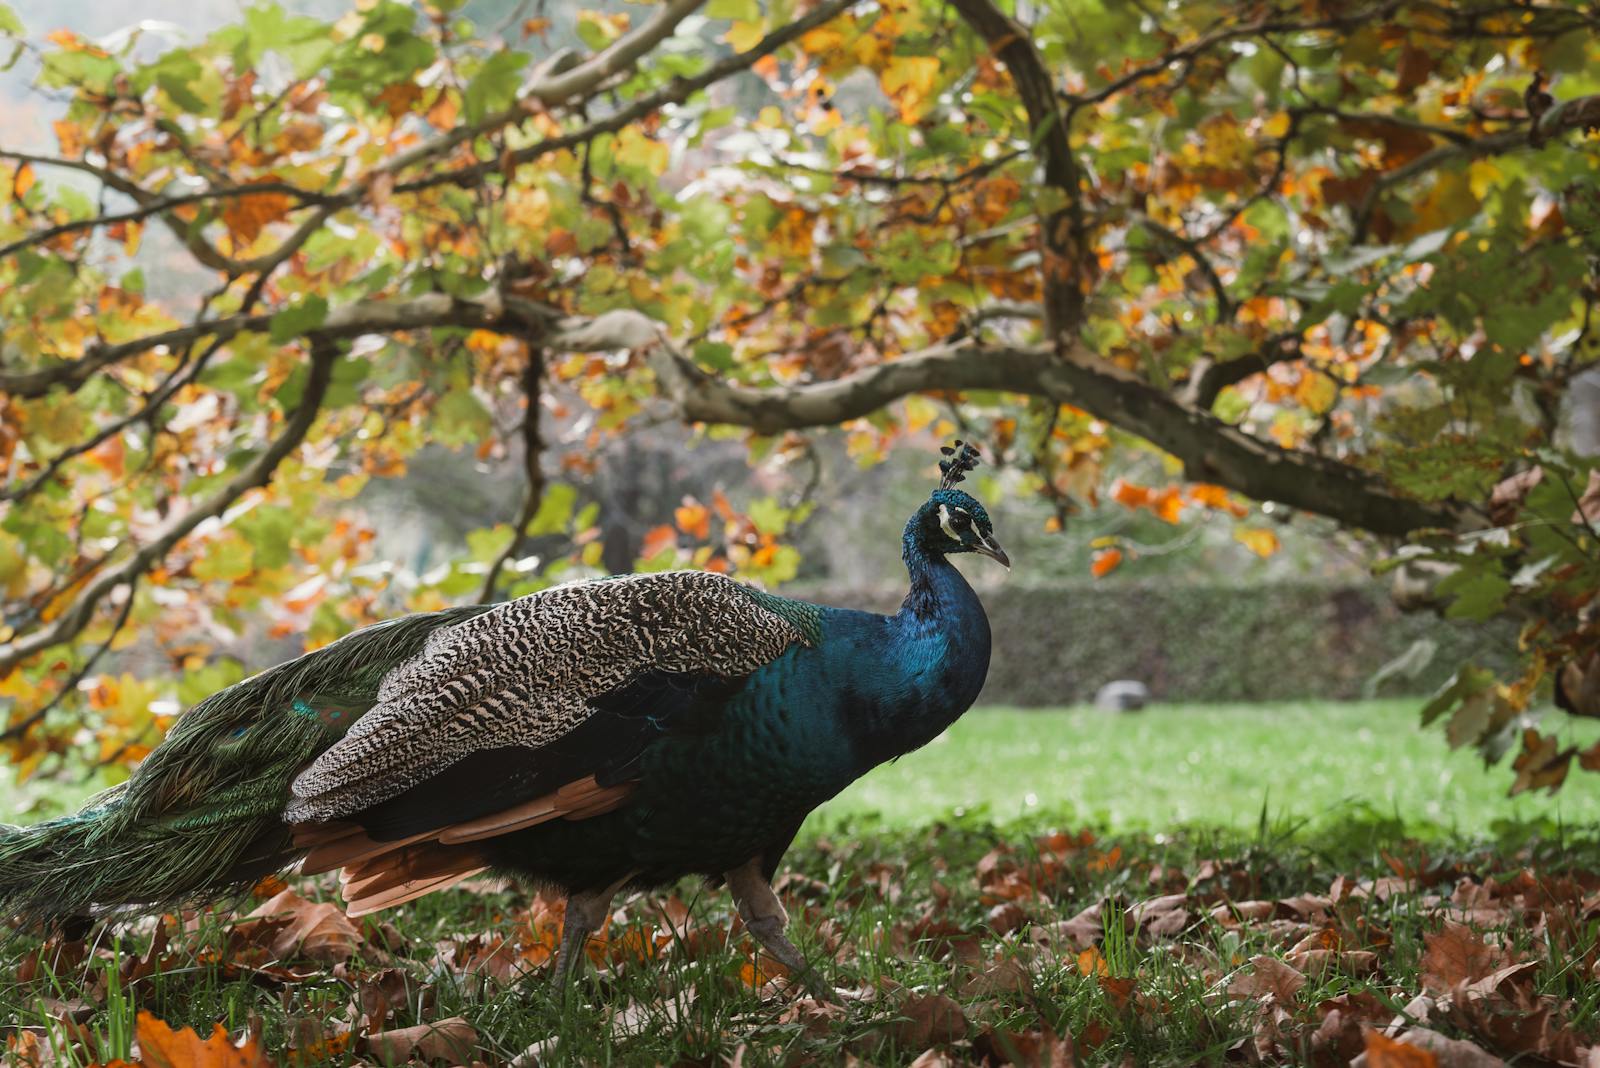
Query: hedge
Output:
[[796, 581, 1518, 706]]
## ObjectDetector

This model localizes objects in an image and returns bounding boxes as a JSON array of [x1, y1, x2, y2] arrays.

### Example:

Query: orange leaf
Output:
[[1150, 487, 1185, 524], [1361, 1030, 1438, 1068], [1076, 947, 1109, 977], [13, 162, 34, 198], [220, 190, 292, 245], [674, 500, 711, 541], [640, 524, 678, 560], [1109, 479, 1150, 509], [1188, 483, 1247, 517], [1090, 547, 1122, 578], [135, 1012, 270, 1068]]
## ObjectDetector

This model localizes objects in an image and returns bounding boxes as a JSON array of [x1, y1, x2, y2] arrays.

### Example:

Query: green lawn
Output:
[[813, 700, 1600, 835], [5, 700, 1597, 837]]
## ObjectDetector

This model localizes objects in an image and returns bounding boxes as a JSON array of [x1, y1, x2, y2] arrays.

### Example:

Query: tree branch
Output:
[[523, 0, 705, 105], [1182, 333, 1303, 410], [396, 0, 863, 196], [480, 347, 548, 602], [0, 343, 338, 676], [541, 309, 1461, 538], [948, 0, 1085, 337]]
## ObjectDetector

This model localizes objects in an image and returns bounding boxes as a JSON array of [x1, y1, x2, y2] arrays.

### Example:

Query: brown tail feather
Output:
[[346, 867, 487, 917], [292, 774, 636, 913]]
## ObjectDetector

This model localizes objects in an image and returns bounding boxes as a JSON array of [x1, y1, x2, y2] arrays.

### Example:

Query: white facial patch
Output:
[[938, 505, 968, 542]]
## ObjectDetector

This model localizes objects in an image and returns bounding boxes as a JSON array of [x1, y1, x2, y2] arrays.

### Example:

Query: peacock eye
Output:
[[951, 512, 972, 530]]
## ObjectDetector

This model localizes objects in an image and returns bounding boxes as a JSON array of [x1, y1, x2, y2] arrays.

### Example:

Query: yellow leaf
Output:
[[879, 55, 940, 122], [1235, 527, 1280, 557], [723, 19, 765, 51], [1261, 112, 1291, 138], [903, 395, 938, 433]]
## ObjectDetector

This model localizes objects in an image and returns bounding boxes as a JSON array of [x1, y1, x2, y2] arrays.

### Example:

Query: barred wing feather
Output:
[[285, 571, 807, 826]]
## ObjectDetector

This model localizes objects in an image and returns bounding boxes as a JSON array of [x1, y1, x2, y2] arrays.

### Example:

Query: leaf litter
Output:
[[6, 823, 1600, 1065]]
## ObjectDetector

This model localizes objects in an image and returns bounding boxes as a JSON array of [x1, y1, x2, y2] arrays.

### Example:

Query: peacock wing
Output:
[[284, 571, 813, 830]]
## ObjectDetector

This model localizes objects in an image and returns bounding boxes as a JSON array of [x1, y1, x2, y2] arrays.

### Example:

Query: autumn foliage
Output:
[[0, 0, 1598, 791]]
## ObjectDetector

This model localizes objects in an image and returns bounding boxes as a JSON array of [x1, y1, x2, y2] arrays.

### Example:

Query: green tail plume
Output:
[[0, 604, 489, 927]]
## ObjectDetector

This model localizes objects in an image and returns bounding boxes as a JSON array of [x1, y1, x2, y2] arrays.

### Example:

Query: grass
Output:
[[817, 699, 1600, 835], [5, 700, 1600, 1064], [4, 817, 1598, 1065], [8, 700, 1595, 836]]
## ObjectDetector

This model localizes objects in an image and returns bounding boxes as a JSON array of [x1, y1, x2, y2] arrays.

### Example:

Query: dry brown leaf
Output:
[[361, 1016, 478, 1065], [894, 994, 967, 1049], [1227, 955, 1306, 1005], [1420, 922, 1515, 994], [134, 1012, 270, 1068], [960, 957, 1033, 998], [247, 888, 362, 963], [1381, 1028, 1506, 1068]]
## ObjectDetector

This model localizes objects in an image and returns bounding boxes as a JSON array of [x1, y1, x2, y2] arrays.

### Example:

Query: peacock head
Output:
[[905, 441, 1010, 569]]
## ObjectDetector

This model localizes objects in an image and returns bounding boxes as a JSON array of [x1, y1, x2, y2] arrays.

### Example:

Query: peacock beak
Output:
[[973, 534, 1010, 570]]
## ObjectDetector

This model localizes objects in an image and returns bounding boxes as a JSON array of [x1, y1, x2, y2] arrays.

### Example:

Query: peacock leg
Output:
[[550, 873, 633, 991], [725, 858, 836, 1001]]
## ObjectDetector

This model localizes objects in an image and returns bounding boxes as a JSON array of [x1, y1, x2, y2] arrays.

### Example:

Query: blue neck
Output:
[[840, 524, 993, 765]]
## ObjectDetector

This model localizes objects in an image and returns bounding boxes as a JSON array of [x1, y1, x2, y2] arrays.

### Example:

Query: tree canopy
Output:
[[1, 0, 1599, 787]]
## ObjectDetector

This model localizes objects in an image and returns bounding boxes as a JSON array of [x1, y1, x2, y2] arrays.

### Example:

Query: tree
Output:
[[1, 0, 1598, 787]]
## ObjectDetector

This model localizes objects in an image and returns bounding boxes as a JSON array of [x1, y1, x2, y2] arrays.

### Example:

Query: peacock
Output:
[[0, 442, 1007, 995]]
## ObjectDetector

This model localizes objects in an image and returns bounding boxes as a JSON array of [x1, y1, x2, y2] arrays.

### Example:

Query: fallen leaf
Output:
[[135, 1012, 270, 1068], [1227, 955, 1306, 1005], [1360, 1029, 1440, 1068], [1378, 1028, 1506, 1068], [1420, 921, 1514, 994], [894, 994, 966, 1049], [246, 888, 362, 963], [361, 1017, 478, 1066]]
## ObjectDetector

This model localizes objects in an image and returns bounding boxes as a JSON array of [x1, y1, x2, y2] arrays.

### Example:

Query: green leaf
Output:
[[268, 295, 329, 343], [527, 482, 577, 536], [0, 3, 23, 35], [462, 50, 529, 123], [706, 0, 759, 20], [192, 537, 254, 582]]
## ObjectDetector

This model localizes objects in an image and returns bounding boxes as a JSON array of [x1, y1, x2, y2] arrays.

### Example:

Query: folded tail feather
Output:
[[0, 605, 489, 927]]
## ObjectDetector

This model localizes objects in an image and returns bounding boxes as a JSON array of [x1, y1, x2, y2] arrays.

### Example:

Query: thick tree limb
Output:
[[539, 309, 1460, 538], [524, 0, 705, 105], [1182, 334, 1303, 410], [948, 0, 1084, 336]]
